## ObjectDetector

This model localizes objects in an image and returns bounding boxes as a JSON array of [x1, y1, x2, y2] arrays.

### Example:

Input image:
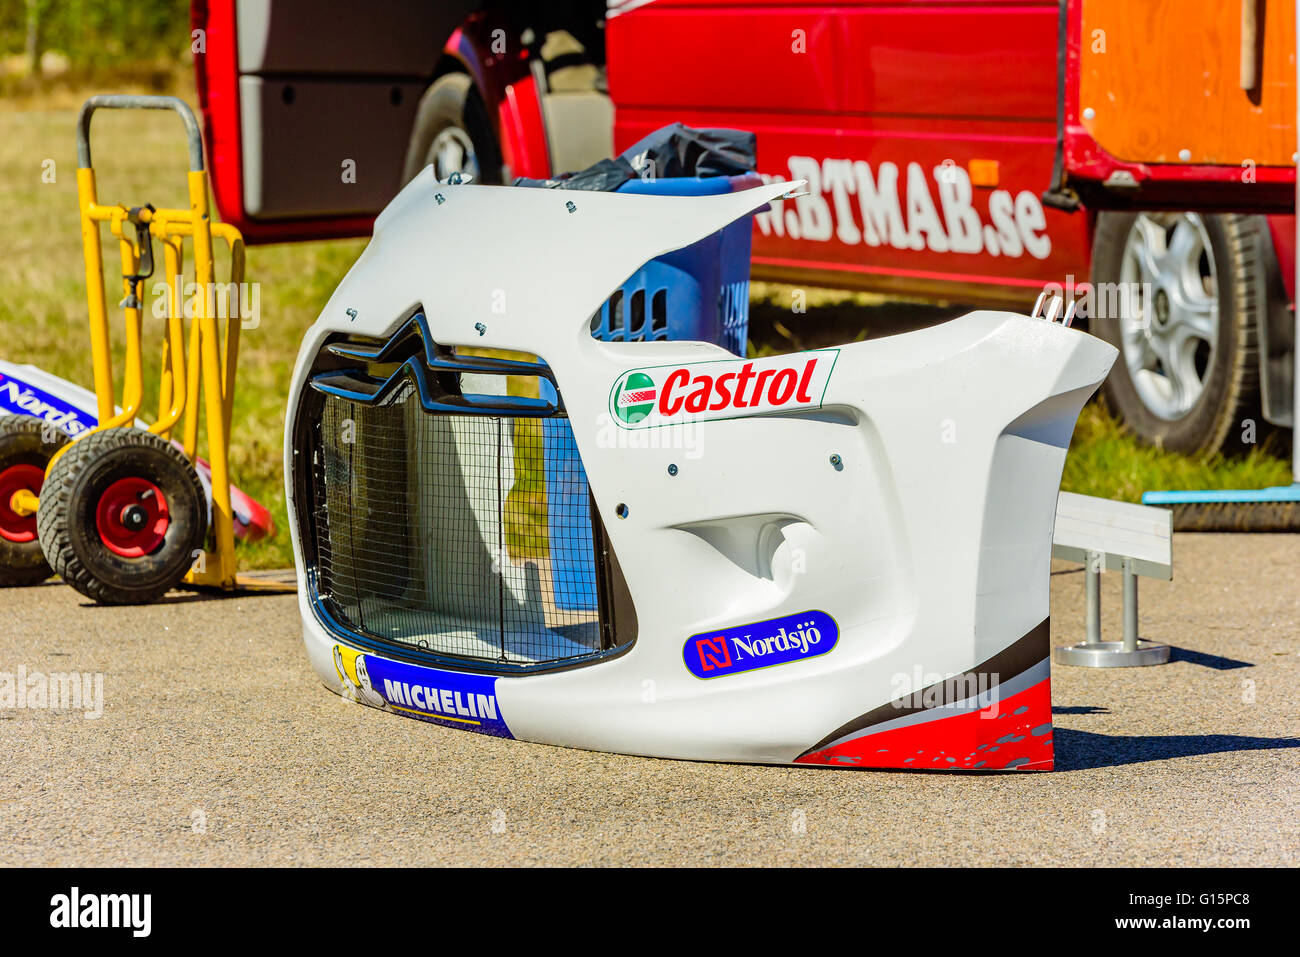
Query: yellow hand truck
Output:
[[2, 95, 290, 604]]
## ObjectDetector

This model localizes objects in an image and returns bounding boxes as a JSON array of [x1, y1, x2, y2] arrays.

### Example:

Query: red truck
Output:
[[191, 0, 1296, 454]]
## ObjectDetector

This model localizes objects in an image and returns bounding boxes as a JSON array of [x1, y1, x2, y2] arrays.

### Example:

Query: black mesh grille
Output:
[[307, 384, 617, 668]]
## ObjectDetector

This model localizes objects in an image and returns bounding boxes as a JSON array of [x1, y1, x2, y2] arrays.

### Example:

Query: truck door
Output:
[[193, 0, 478, 242], [607, 0, 1094, 309]]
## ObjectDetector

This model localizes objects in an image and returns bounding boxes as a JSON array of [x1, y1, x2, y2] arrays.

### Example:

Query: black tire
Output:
[[37, 428, 207, 605], [1090, 211, 1262, 454], [0, 415, 69, 587], [401, 72, 504, 186]]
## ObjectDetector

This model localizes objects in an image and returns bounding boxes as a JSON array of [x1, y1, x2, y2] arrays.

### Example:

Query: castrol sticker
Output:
[[609, 350, 838, 429]]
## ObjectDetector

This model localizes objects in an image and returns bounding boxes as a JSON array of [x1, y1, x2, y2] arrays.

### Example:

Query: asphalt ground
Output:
[[1, 534, 1297, 867]]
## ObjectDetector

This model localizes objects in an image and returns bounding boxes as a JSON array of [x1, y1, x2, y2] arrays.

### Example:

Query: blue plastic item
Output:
[[590, 174, 755, 358], [1142, 484, 1300, 505], [543, 174, 758, 611]]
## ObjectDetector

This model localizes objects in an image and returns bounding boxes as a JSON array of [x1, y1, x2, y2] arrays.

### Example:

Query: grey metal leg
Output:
[[1085, 549, 1102, 645], [1122, 556, 1139, 653], [1054, 550, 1170, 668]]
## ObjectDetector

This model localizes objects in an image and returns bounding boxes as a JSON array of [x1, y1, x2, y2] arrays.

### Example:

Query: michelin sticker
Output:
[[332, 644, 512, 738], [610, 350, 837, 429], [684, 610, 838, 680]]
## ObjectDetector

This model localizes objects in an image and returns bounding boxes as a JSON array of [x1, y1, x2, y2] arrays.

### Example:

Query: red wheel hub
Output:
[[95, 477, 170, 557], [0, 464, 44, 543]]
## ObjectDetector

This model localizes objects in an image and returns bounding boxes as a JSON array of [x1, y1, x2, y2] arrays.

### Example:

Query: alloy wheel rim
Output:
[[1118, 212, 1220, 420]]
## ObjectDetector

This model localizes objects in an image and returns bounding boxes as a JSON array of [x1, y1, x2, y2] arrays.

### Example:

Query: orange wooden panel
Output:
[[1079, 0, 1296, 167]]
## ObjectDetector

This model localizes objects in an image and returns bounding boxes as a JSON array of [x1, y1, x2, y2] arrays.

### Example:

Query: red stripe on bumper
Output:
[[795, 676, 1054, 771]]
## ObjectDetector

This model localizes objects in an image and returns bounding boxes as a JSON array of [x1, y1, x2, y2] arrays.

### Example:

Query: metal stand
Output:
[[1054, 551, 1170, 667]]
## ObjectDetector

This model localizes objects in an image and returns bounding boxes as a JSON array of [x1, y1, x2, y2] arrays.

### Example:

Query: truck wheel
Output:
[[37, 428, 207, 605], [1090, 211, 1262, 453], [402, 73, 503, 185], [0, 415, 69, 587]]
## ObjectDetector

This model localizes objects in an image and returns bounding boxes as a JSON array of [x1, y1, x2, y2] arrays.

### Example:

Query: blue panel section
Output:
[[542, 413, 597, 611], [683, 611, 839, 680], [1142, 485, 1300, 504], [0, 370, 97, 438], [359, 651, 513, 738]]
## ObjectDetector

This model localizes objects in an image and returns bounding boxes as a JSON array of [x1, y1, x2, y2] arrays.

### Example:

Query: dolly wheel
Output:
[[0, 415, 69, 586], [37, 427, 207, 605]]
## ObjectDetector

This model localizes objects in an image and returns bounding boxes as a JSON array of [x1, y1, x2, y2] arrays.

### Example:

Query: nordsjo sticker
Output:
[[610, 350, 838, 429], [684, 611, 839, 680]]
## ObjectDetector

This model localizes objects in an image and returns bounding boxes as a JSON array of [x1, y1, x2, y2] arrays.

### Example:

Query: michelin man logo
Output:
[[333, 645, 387, 710]]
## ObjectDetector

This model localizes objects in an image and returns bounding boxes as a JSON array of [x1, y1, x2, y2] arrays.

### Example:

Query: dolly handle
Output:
[[76, 95, 205, 171]]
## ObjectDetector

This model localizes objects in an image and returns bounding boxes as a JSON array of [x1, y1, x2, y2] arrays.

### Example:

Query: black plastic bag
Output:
[[619, 123, 756, 179], [512, 157, 636, 192], [512, 123, 756, 190]]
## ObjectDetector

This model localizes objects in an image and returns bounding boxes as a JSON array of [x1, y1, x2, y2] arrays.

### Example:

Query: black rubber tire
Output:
[[401, 72, 504, 185], [1090, 212, 1263, 454], [0, 415, 69, 586], [37, 428, 207, 605]]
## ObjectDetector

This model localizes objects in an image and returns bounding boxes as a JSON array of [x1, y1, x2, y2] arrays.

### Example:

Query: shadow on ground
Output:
[[1054, 728, 1300, 770], [73, 587, 292, 608], [1167, 645, 1255, 670], [1053, 705, 1110, 715]]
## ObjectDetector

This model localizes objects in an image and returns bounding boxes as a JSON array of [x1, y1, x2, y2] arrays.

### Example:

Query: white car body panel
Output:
[[285, 171, 1115, 770]]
